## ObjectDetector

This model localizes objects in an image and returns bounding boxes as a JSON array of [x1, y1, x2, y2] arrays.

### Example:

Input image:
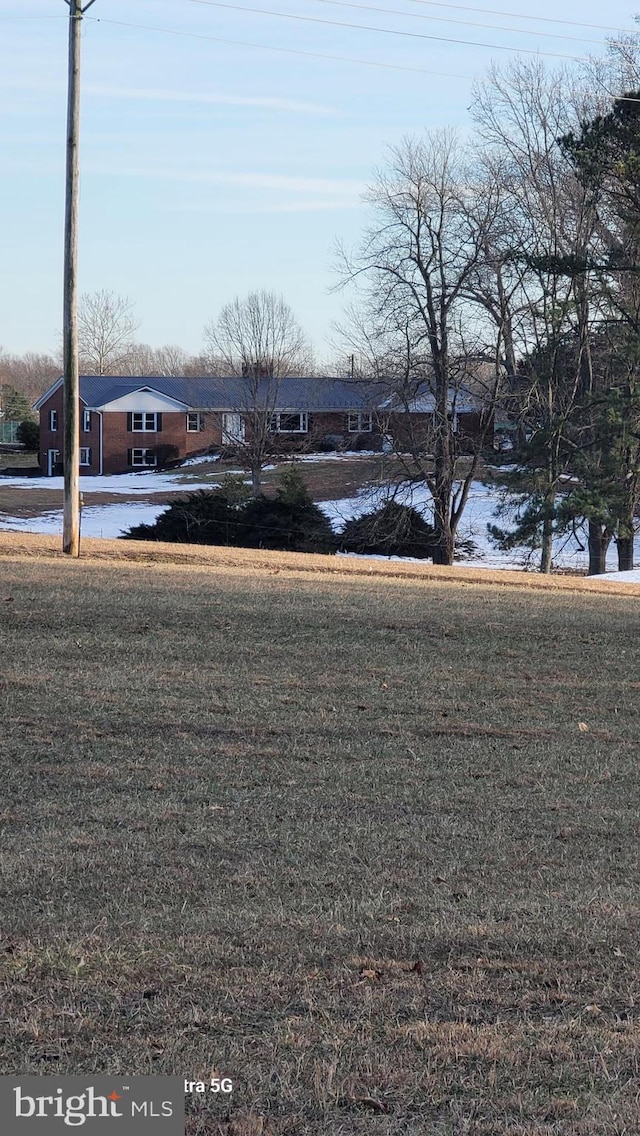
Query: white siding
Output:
[[99, 389, 188, 413]]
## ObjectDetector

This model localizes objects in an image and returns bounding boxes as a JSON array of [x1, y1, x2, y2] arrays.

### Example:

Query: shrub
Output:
[[121, 468, 336, 554], [154, 443, 180, 469], [238, 464, 336, 552], [274, 463, 313, 506], [241, 496, 336, 553], [121, 489, 241, 545], [339, 501, 436, 559], [217, 472, 253, 506], [16, 420, 39, 451]]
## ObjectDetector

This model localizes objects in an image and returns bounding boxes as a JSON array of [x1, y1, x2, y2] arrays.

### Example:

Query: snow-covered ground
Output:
[[0, 467, 223, 538], [590, 568, 640, 583], [0, 465, 638, 577], [0, 470, 220, 494], [0, 503, 166, 540], [320, 480, 640, 576]]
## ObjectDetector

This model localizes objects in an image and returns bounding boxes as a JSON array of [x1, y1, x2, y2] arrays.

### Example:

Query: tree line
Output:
[[0, 288, 320, 403]]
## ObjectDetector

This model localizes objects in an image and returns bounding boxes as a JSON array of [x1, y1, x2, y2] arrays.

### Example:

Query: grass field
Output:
[[1, 539, 639, 1134]]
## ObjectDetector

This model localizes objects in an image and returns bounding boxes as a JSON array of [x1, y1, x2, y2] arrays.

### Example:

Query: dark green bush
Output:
[[121, 468, 337, 554], [241, 496, 336, 553], [274, 463, 311, 506], [121, 489, 240, 545], [339, 501, 436, 559], [17, 420, 39, 451]]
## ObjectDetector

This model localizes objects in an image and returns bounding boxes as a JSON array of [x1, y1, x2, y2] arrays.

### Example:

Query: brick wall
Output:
[[39, 389, 101, 475], [38, 401, 384, 475], [387, 410, 493, 454]]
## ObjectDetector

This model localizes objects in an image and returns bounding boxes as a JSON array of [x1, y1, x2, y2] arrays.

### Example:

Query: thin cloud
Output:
[[85, 164, 365, 196], [85, 84, 337, 116], [0, 77, 337, 116], [165, 198, 362, 214]]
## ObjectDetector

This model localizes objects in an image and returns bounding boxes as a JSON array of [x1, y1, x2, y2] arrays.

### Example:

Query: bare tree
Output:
[[203, 291, 312, 494], [127, 343, 192, 377], [469, 60, 608, 572], [0, 349, 60, 403], [337, 131, 500, 564], [204, 290, 309, 379], [77, 290, 138, 375]]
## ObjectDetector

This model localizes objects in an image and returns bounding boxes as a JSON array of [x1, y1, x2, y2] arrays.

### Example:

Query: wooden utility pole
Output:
[[62, 0, 96, 555]]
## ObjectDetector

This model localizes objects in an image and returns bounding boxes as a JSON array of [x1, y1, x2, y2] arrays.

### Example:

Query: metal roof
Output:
[[380, 383, 484, 414], [36, 375, 382, 412]]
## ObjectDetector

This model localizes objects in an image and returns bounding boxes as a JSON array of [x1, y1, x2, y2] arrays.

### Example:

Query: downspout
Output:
[[98, 410, 103, 475]]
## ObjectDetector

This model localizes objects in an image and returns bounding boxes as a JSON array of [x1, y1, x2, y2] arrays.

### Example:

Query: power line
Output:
[[309, 0, 608, 45], [86, 17, 473, 79], [89, 13, 640, 93], [403, 0, 634, 34], [180, 0, 591, 60], [81, 10, 640, 92]]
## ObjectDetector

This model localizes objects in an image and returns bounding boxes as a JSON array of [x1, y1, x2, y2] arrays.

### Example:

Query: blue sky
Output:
[[1, 0, 638, 362]]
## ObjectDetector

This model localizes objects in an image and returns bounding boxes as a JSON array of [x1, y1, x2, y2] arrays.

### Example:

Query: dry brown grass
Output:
[[0, 531, 638, 596], [0, 541, 639, 1135]]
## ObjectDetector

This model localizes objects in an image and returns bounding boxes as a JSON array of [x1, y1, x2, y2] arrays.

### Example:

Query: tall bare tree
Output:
[[127, 343, 192, 377], [77, 290, 138, 375], [470, 60, 606, 572], [203, 290, 310, 378], [337, 131, 500, 564], [203, 290, 312, 494]]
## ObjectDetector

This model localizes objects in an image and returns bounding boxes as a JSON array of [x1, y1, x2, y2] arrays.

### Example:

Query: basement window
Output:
[[79, 448, 91, 466], [130, 448, 157, 467]]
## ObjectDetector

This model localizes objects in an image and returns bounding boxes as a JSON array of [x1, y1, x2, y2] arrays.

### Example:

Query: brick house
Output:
[[34, 376, 384, 476], [35, 374, 494, 476]]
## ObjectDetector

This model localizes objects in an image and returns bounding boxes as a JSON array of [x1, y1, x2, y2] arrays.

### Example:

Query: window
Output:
[[129, 412, 162, 432], [80, 447, 91, 466], [49, 409, 58, 431], [82, 409, 91, 432], [186, 412, 204, 432], [347, 411, 373, 433], [270, 412, 308, 434], [130, 448, 157, 467]]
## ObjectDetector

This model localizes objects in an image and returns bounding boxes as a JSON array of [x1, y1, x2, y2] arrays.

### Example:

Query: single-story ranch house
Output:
[[35, 375, 493, 476]]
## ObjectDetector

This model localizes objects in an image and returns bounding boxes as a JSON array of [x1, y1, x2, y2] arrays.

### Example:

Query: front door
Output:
[[221, 413, 245, 445], [47, 449, 62, 476]]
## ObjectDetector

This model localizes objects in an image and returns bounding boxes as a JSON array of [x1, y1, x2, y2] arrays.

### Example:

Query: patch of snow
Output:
[[0, 503, 166, 539], [180, 454, 220, 467], [0, 471, 218, 494], [321, 481, 640, 573], [589, 568, 640, 584], [292, 450, 381, 463]]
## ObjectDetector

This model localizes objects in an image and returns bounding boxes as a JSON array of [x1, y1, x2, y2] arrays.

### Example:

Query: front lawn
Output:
[[0, 549, 638, 1133]]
